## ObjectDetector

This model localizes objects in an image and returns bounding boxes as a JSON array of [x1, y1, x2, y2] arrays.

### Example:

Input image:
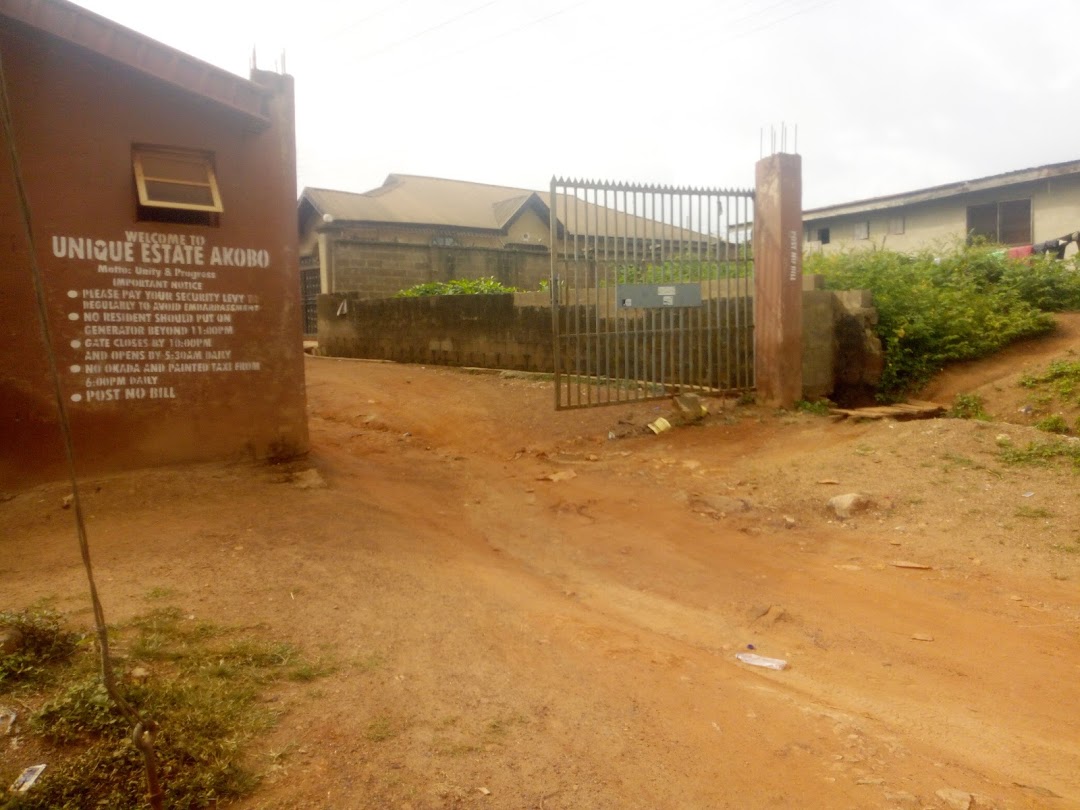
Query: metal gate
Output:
[[300, 261, 320, 337], [550, 178, 754, 410]]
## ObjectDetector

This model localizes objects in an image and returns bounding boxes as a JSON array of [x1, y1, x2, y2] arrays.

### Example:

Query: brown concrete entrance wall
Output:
[[0, 10, 308, 489]]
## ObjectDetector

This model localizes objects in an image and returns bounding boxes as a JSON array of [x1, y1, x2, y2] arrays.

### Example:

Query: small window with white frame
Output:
[[133, 145, 222, 224], [853, 220, 870, 240], [888, 215, 905, 235]]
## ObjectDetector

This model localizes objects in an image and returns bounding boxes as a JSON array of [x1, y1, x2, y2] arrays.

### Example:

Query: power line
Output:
[[321, 0, 416, 46], [725, 0, 843, 42], [386, 0, 591, 80], [349, 0, 507, 64]]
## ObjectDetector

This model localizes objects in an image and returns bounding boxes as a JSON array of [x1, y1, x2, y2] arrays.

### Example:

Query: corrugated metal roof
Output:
[[804, 159, 1080, 220], [1, 0, 271, 128], [302, 174, 715, 242]]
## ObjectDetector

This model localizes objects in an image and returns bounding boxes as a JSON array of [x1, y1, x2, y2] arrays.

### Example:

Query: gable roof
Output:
[[804, 159, 1080, 220], [302, 175, 542, 231], [1, 0, 271, 128], [301, 174, 717, 242]]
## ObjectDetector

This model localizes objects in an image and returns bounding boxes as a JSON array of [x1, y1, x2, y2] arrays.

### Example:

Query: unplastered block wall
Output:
[[317, 288, 878, 400], [318, 293, 554, 371], [325, 239, 550, 298], [317, 293, 754, 385]]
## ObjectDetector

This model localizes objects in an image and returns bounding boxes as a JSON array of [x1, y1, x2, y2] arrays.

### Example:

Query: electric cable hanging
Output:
[[0, 48, 164, 810]]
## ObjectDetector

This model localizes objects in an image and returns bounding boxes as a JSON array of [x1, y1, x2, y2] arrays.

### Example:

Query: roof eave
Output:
[[2, 0, 272, 129], [804, 159, 1080, 220]]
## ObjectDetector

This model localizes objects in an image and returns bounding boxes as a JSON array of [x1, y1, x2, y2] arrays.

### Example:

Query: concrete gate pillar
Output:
[[753, 153, 803, 408]]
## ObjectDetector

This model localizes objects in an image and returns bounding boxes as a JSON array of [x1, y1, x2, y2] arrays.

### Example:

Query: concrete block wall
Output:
[[318, 293, 554, 372], [801, 288, 836, 400], [317, 287, 879, 402], [327, 240, 550, 299]]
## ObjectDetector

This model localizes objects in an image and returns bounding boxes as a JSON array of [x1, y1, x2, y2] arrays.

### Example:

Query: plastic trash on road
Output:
[[735, 652, 787, 671], [647, 417, 672, 434], [10, 764, 46, 793]]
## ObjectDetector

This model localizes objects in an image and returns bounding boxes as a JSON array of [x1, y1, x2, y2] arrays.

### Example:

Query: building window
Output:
[[888, 216, 905, 235], [966, 199, 1031, 245], [854, 221, 870, 240], [817, 227, 830, 245], [999, 199, 1032, 245], [133, 145, 222, 225]]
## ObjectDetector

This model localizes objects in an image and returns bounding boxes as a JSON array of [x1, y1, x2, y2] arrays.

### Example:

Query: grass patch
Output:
[[1034, 414, 1071, 434], [364, 715, 398, 743], [796, 399, 833, 416], [0, 606, 328, 810], [948, 393, 989, 420], [1019, 358, 1080, 403], [999, 438, 1080, 469], [940, 452, 988, 471], [0, 608, 79, 686]]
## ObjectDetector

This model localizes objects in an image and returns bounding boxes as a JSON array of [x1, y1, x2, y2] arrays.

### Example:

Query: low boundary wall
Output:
[[317, 281, 880, 401]]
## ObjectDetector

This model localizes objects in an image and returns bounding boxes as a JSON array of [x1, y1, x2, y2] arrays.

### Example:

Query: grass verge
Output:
[[1, 605, 330, 810]]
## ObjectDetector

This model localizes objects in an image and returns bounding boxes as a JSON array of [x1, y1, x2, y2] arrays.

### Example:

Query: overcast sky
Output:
[[71, 0, 1080, 208]]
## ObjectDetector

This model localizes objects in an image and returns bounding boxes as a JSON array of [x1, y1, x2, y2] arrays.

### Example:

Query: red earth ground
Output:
[[3, 314, 1080, 809]]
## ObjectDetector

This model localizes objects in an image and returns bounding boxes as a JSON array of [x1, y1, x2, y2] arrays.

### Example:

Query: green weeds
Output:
[[614, 257, 751, 285], [999, 438, 1080, 469], [0, 606, 329, 810], [395, 277, 518, 297], [1020, 358, 1080, 401], [0, 608, 79, 686], [807, 244, 1080, 400], [796, 399, 833, 416], [948, 393, 989, 420], [1034, 414, 1070, 434]]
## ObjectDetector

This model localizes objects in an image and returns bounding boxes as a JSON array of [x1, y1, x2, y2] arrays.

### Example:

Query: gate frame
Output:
[[549, 178, 756, 411]]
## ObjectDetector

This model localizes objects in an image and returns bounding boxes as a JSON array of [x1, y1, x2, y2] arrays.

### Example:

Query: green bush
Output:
[[795, 399, 833, 415], [806, 244, 1080, 400], [614, 258, 751, 285], [395, 277, 518, 297], [1034, 414, 1070, 434], [0, 608, 79, 685], [948, 393, 989, 420], [999, 253, 1080, 312]]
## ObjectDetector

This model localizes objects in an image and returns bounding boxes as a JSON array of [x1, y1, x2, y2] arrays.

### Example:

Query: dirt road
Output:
[[3, 316, 1080, 809]]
